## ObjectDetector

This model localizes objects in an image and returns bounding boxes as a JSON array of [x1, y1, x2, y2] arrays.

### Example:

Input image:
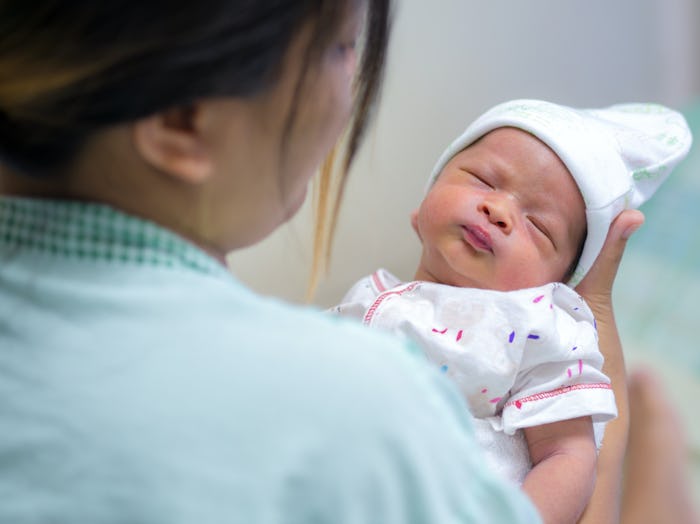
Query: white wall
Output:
[[228, 0, 700, 306]]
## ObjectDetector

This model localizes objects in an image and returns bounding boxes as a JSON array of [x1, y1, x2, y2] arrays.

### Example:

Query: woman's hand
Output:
[[575, 209, 644, 313], [575, 209, 644, 524]]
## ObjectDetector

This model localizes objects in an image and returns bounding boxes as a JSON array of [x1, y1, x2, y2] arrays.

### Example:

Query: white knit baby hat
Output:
[[427, 99, 693, 286]]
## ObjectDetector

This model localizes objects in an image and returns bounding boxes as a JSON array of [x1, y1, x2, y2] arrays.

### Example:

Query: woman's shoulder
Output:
[[186, 271, 415, 351], [213, 282, 434, 384]]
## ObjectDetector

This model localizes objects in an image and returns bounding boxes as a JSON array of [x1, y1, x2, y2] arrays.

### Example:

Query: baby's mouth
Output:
[[462, 225, 493, 253]]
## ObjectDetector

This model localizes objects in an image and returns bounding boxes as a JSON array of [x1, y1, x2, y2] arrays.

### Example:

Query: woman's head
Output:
[[0, 0, 390, 263]]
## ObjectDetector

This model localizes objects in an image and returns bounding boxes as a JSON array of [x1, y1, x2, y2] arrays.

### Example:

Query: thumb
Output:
[[575, 209, 645, 300]]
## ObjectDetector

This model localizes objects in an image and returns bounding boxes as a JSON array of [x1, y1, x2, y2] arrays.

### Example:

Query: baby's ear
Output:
[[410, 210, 422, 241]]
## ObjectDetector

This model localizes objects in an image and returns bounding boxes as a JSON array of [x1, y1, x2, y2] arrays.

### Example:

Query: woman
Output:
[[0, 1, 644, 522]]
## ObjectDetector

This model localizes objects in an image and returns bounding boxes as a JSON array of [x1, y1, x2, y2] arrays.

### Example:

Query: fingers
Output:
[[576, 210, 644, 297], [608, 209, 645, 263]]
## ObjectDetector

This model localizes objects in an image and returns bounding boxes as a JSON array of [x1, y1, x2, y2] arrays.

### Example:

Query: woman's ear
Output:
[[131, 104, 213, 184]]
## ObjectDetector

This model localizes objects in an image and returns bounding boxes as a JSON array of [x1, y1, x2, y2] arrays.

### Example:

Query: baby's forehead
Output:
[[472, 127, 585, 217]]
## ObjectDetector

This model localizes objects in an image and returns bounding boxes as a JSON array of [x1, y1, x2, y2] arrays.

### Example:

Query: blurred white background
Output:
[[230, 0, 700, 502]]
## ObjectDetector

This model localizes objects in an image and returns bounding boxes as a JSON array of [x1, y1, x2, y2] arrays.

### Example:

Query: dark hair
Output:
[[0, 0, 390, 178]]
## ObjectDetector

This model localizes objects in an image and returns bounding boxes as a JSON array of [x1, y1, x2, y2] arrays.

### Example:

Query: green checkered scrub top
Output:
[[0, 196, 231, 278]]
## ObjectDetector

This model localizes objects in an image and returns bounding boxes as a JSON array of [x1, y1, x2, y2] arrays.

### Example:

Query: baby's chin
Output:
[[456, 272, 561, 292], [488, 263, 575, 291], [419, 258, 563, 291]]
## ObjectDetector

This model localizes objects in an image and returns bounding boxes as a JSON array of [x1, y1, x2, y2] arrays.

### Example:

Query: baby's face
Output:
[[412, 127, 586, 291]]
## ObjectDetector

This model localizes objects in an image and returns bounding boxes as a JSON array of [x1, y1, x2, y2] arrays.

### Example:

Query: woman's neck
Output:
[[0, 128, 230, 265]]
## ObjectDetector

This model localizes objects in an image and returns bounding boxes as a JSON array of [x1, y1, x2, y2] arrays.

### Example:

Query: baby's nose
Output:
[[478, 197, 513, 234]]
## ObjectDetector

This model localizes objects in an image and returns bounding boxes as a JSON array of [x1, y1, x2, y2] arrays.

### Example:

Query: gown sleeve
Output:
[[500, 284, 617, 436]]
